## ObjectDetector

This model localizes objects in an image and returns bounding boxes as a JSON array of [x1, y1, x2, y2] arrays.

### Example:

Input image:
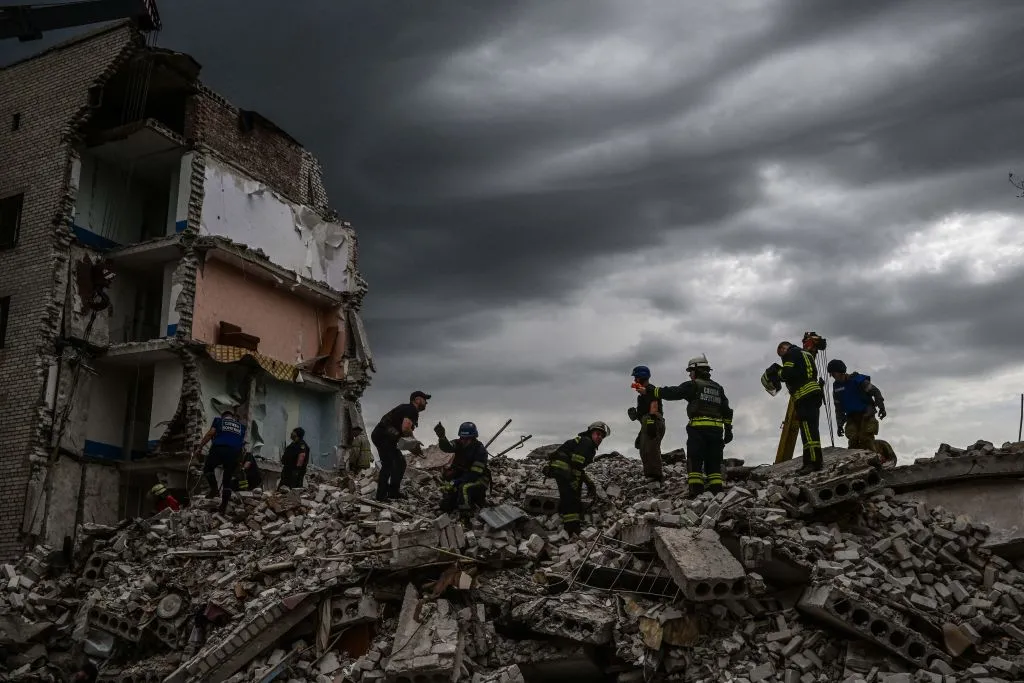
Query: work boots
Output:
[[204, 473, 220, 499]]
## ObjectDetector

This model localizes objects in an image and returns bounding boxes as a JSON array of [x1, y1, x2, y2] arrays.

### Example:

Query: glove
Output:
[[724, 425, 733, 445], [627, 407, 638, 421], [878, 406, 887, 420], [818, 377, 826, 389], [433, 422, 446, 438], [837, 425, 845, 437]]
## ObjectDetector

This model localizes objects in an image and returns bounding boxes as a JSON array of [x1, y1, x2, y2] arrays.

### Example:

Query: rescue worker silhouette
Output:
[[434, 421, 490, 514], [195, 409, 246, 513], [280, 427, 310, 489], [544, 421, 609, 536], [627, 365, 666, 481], [764, 341, 824, 474], [150, 483, 180, 513], [233, 451, 263, 492], [827, 359, 887, 452], [346, 425, 373, 474], [371, 391, 429, 501], [636, 355, 733, 497]]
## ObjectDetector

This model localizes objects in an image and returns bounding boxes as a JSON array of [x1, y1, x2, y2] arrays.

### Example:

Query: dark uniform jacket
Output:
[[282, 439, 309, 471], [650, 378, 734, 428], [779, 346, 822, 401], [373, 403, 419, 444], [548, 432, 598, 487], [439, 437, 489, 485]]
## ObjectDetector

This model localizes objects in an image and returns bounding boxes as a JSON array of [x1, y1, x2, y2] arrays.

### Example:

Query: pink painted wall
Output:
[[192, 258, 344, 365]]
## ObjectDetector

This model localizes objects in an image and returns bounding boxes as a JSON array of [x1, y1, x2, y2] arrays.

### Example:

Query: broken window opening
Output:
[[121, 365, 154, 459], [105, 268, 163, 343], [0, 296, 10, 349], [83, 52, 196, 136], [0, 193, 24, 250]]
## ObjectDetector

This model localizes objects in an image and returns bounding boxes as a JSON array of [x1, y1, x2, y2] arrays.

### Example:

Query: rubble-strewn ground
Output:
[[3, 441, 1024, 683]]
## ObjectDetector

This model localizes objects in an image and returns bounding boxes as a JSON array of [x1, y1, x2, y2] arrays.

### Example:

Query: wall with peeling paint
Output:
[[199, 157, 358, 292], [192, 257, 341, 366], [252, 377, 340, 469], [195, 358, 252, 432], [82, 464, 120, 526]]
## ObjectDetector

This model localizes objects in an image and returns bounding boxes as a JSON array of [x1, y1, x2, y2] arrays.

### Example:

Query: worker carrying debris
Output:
[[544, 421, 608, 536], [279, 427, 310, 490], [194, 408, 246, 513], [346, 425, 373, 474], [149, 483, 180, 513], [434, 421, 490, 514], [635, 354, 733, 497], [627, 365, 666, 481], [371, 391, 429, 502], [763, 340, 824, 474], [827, 359, 887, 452]]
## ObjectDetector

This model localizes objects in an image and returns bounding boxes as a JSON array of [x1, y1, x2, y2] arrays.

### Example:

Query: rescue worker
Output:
[[764, 341, 824, 474], [544, 421, 609, 536], [636, 354, 733, 497], [234, 451, 263, 492], [371, 391, 429, 502], [827, 359, 887, 452], [150, 483, 180, 513], [627, 365, 666, 481], [346, 425, 373, 474], [434, 421, 490, 514], [280, 427, 310, 489], [194, 409, 246, 513]]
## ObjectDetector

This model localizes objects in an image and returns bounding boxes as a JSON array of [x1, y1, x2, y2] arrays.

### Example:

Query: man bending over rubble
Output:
[[371, 390, 429, 501], [195, 409, 246, 513], [434, 421, 490, 514], [636, 355, 733, 497], [544, 421, 609, 536], [827, 359, 887, 453]]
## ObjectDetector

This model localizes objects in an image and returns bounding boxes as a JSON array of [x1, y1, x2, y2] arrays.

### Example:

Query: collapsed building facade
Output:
[[0, 22, 373, 560]]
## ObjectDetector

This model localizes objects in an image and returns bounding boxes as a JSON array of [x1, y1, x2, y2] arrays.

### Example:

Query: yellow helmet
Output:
[[150, 483, 167, 497]]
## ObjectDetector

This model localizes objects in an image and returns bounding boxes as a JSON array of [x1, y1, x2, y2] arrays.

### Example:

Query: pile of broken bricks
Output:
[[0, 440, 1023, 682]]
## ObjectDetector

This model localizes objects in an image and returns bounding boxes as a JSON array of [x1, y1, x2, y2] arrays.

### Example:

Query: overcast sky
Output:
[[5, 0, 1024, 465]]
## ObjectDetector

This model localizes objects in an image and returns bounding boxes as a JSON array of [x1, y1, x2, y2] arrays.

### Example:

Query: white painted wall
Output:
[[83, 370, 128, 456], [199, 157, 357, 292], [148, 360, 183, 443], [76, 155, 146, 245], [81, 465, 120, 526], [164, 162, 181, 235], [172, 152, 193, 234]]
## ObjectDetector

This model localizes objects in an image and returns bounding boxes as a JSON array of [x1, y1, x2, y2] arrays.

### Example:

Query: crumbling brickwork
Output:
[[0, 24, 140, 559]]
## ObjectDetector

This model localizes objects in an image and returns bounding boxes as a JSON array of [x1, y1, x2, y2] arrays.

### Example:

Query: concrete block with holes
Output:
[[798, 468, 885, 509], [653, 526, 748, 601], [509, 594, 616, 645]]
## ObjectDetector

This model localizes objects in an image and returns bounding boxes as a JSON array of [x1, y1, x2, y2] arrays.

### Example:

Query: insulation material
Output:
[[199, 157, 357, 292], [253, 376, 339, 469]]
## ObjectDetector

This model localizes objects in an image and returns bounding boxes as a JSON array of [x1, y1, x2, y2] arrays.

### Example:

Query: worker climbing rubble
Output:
[[434, 420, 490, 515], [371, 390, 429, 502], [194, 408, 246, 514], [764, 340, 824, 474], [827, 358, 887, 451], [543, 421, 608, 536], [635, 354, 733, 497], [627, 365, 666, 482]]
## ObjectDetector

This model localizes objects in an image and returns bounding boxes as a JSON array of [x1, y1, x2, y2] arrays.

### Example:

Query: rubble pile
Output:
[[932, 440, 1024, 460], [2, 443, 1024, 682]]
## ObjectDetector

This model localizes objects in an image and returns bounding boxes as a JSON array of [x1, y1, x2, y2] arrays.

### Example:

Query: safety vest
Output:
[[686, 378, 727, 427], [834, 372, 872, 414]]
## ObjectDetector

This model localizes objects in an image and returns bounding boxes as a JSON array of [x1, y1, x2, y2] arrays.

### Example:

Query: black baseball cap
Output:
[[410, 391, 431, 402]]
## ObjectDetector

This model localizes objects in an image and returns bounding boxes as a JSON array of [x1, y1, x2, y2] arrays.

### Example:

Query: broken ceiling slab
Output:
[[99, 338, 176, 366], [652, 527, 748, 601], [478, 504, 528, 531], [384, 583, 464, 683], [105, 234, 183, 271], [510, 594, 617, 645], [884, 451, 1024, 491], [750, 446, 879, 481]]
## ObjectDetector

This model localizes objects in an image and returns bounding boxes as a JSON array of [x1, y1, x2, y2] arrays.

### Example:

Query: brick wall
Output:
[[0, 24, 140, 559]]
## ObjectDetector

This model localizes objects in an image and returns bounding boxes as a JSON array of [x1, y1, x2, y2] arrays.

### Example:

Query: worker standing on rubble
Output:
[[544, 421, 609, 536], [635, 355, 733, 497], [371, 391, 429, 502], [195, 409, 246, 513], [346, 425, 373, 474], [434, 421, 490, 514], [280, 427, 310, 490], [149, 483, 180, 513], [234, 450, 263, 492], [628, 365, 666, 481], [764, 341, 824, 474], [826, 359, 887, 452]]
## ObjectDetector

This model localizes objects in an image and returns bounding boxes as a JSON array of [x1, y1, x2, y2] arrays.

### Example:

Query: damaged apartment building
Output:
[[0, 21, 374, 560]]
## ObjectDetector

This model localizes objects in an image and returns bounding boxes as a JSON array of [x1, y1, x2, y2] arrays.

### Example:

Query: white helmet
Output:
[[687, 354, 712, 372], [587, 421, 611, 438]]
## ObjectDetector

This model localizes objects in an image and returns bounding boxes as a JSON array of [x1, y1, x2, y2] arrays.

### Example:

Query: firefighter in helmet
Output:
[[544, 421, 609, 536], [434, 421, 490, 514]]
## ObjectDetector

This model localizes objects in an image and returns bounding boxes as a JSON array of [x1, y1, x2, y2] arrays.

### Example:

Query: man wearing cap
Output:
[[280, 427, 310, 489], [627, 365, 666, 481], [371, 391, 429, 501]]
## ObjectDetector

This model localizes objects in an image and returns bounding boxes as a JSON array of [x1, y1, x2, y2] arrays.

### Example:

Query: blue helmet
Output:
[[631, 365, 651, 379], [457, 422, 478, 438]]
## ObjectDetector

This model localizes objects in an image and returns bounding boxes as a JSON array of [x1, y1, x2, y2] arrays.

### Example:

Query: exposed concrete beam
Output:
[[883, 453, 1024, 492]]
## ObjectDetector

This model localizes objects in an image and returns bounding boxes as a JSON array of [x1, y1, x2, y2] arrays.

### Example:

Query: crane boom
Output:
[[0, 0, 160, 42]]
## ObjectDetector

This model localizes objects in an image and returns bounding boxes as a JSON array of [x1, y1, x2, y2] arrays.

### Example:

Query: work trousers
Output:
[[203, 444, 240, 511], [371, 430, 406, 501], [553, 471, 583, 535], [279, 466, 307, 489], [685, 425, 725, 496], [795, 393, 824, 471], [844, 412, 879, 451], [637, 415, 666, 480], [439, 479, 486, 514]]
